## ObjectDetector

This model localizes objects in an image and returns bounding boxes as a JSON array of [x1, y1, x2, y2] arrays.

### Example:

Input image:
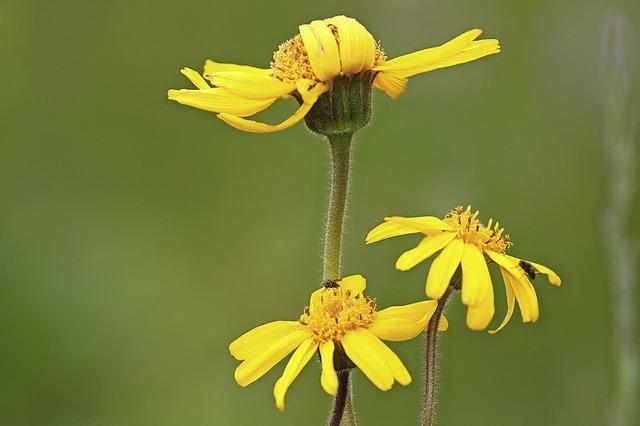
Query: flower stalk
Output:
[[422, 271, 459, 426]]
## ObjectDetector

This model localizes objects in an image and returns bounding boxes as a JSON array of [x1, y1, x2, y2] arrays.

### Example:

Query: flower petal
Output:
[[324, 15, 376, 74], [395, 232, 457, 271], [386, 216, 455, 234], [373, 72, 408, 99], [374, 29, 498, 78], [167, 88, 276, 117], [319, 341, 338, 395], [273, 337, 318, 411], [299, 20, 341, 81], [465, 280, 495, 331], [487, 252, 539, 322], [526, 260, 562, 286], [230, 320, 305, 360], [356, 329, 411, 386], [341, 330, 394, 390], [216, 83, 328, 133], [338, 274, 366, 295], [207, 71, 295, 100], [375, 300, 448, 332], [460, 243, 492, 306], [234, 329, 309, 387], [365, 220, 422, 244], [426, 237, 464, 300], [488, 268, 517, 334], [180, 67, 210, 90], [203, 59, 270, 80]]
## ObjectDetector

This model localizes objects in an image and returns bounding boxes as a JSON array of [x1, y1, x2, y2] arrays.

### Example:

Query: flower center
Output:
[[270, 28, 387, 84], [443, 205, 512, 253], [299, 287, 376, 343]]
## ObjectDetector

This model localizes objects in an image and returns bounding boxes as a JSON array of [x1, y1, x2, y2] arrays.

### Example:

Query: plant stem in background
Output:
[[422, 281, 456, 426], [602, 11, 638, 426], [323, 133, 356, 425]]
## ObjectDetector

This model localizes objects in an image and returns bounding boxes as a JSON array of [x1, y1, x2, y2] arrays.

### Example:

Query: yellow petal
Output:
[[273, 337, 318, 411], [526, 259, 562, 286], [299, 21, 341, 81], [487, 252, 539, 322], [426, 238, 464, 300], [341, 330, 394, 391], [373, 72, 408, 99], [374, 29, 498, 78], [460, 243, 492, 306], [365, 220, 422, 244], [167, 88, 276, 117], [319, 341, 338, 395], [230, 320, 304, 360], [234, 329, 309, 387], [386, 216, 455, 234], [338, 274, 366, 295], [488, 268, 517, 334], [465, 281, 495, 331], [395, 232, 457, 271], [208, 71, 295, 100], [375, 301, 448, 332], [216, 83, 328, 133], [356, 329, 411, 386], [324, 15, 376, 74], [424, 39, 500, 71], [180, 67, 210, 90], [203, 59, 270, 81]]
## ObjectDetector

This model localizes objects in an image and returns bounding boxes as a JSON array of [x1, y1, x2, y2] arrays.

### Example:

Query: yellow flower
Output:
[[366, 206, 562, 333], [168, 15, 500, 133], [229, 275, 448, 411]]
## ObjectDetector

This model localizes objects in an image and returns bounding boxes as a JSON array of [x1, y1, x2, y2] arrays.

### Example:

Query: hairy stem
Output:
[[323, 133, 356, 425], [422, 285, 455, 426]]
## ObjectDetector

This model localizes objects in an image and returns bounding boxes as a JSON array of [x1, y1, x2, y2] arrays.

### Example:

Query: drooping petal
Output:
[[386, 216, 455, 234], [425, 237, 464, 300], [216, 83, 328, 133], [167, 88, 276, 117], [365, 220, 422, 244], [488, 268, 517, 334], [234, 329, 309, 387], [465, 279, 495, 331], [324, 15, 376, 74], [460, 243, 492, 306], [525, 259, 562, 286], [425, 39, 500, 71], [230, 320, 305, 360], [319, 341, 338, 395], [299, 20, 341, 81], [374, 29, 499, 78], [487, 251, 539, 322], [373, 72, 408, 99], [395, 232, 457, 271], [180, 67, 210, 90], [203, 59, 270, 81], [273, 337, 318, 411], [208, 71, 295, 100], [338, 274, 366, 295], [341, 330, 394, 391], [355, 329, 411, 385]]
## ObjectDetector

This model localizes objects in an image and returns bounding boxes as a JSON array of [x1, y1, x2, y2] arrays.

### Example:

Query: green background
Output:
[[2, 0, 639, 425]]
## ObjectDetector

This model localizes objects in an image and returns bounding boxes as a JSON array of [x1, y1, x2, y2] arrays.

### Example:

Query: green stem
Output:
[[323, 133, 352, 281], [422, 281, 456, 426], [323, 133, 356, 426]]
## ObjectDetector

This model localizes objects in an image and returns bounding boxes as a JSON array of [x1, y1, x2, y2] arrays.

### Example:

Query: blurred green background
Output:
[[2, 0, 639, 425]]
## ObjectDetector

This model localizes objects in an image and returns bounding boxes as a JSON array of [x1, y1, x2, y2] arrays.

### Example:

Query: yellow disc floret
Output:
[[299, 286, 376, 343], [443, 205, 512, 253]]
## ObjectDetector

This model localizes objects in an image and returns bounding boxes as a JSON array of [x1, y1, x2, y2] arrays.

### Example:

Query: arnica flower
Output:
[[229, 275, 448, 411], [366, 206, 561, 333], [168, 15, 500, 134]]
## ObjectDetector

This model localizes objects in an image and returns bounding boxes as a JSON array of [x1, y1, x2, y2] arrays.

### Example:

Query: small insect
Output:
[[518, 260, 538, 281], [323, 279, 340, 289]]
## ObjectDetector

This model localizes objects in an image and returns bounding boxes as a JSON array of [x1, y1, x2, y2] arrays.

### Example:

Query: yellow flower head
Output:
[[168, 15, 500, 133], [229, 275, 448, 411], [366, 206, 562, 332]]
